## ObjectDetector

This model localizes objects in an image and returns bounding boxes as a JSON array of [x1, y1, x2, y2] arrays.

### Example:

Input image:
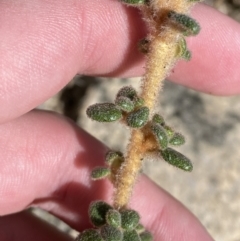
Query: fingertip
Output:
[[131, 176, 214, 241], [170, 4, 240, 95]]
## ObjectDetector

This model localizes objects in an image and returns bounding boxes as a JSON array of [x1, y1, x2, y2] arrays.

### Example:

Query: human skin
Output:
[[0, 0, 239, 240]]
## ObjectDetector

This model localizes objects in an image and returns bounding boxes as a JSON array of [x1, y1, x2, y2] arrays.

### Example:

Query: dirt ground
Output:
[[36, 2, 240, 241]]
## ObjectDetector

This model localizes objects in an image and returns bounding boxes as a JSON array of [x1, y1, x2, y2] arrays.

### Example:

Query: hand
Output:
[[0, 1, 239, 240]]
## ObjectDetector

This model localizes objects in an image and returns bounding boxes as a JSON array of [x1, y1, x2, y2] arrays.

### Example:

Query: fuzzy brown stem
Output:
[[113, 129, 144, 209], [113, 32, 178, 209], [113, 0, 197, 208], [142, 33, 178, 112]]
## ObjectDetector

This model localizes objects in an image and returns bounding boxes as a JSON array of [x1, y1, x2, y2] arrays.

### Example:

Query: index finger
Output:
[[0, 110, 213, 241], [0, 1, 240, 123]]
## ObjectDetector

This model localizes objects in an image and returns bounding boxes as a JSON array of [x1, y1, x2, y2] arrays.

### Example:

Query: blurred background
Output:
[[36, 1, 240, 241]]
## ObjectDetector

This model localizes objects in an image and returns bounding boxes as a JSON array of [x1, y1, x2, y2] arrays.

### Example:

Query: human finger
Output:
[[0, 0, 145, 123], [171, 4, 240, 95], [0, 110, 213, 240], [1, 1, 240, 124]]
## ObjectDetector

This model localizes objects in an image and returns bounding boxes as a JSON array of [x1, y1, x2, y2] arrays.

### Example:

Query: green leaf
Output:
[[116, 86, 137, 101], [169, 133, 185, 146], [115, 96, 135, 112], [152, 114, 165, 125], [135, 223, 145, 234], [89, 201, 113, 227], [76, 229, 103, 241], [86, 103, 122, 122], [91, 167, 110, 180], [105, 151, 124, 166], [106, 209, 122, 228], [126, 107, 149, 128], [133, 97, 145, 108], [123, 230, 141, 241], [163, 125, 175, 138], [182, 49, 191, 60], [168, 11, 200, 36], [120, 209, 140, 230], [176, 38, 191, 61], [160, 147, 193, 171], [151, 123, 168, 150], [121, 0, 146, 5], [139, 231, 153, 241], [100, 225, 123, 241]]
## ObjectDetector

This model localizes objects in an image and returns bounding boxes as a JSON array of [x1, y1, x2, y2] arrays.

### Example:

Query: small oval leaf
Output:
[[121, 0, 147, 5], [100, 225, 123, 241], [105, 151, 124, 166], [123, 230, 141, 241], [176, 38, 191, 61], [76, 229, 103, 241], [169, 133, 185, 146], [152, 114, 165, 125], [120, 209, 140, 230], [91, 167, 111, 181], [126, 107, 149, 128], [168, 11, 200, 36], [163, 125, 175, 138], [133, 96, 145, 108], [115, 96, 135, 112], [89, 201, 113, 227], [151, 123, 168, 150], [106, 209, 122, 228], [160, 147, 193, 171], [139, 231, 153, 241], [135, 223, 145, 234], [86, 103, 122, 122], [116, 86, 137, 100]]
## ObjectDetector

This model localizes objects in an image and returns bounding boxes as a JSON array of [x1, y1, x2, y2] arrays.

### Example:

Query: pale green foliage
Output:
[[106, 209, 122, 228], [169, 133, 185, 146], [149, 115, 192, 171], [91, 167, 111, 180], [76, 229, 103, 241], [168, 11, 200, 36], [83, 0, 201, 238], [87, 103, 122, 122], [163, 125, 175, 138], [126, 107, 149, 128], [115, 96, 135, 112], [100, 225, 123, 241], [123, 230, 141, 241], [116, 86, 137, 100], [80, 201, 152, 241], [89, 201, 112, 227], [121, 0, 146, 4], [161, 147, 193, 171], [152, 113, 165, 125], [120, 210, 140, 230], [139, 231, 153, 241], [176, 38, 191, 60], [105, 151, 123, 166], [151, 123, 168, 150], [135, 224, 145, 233]]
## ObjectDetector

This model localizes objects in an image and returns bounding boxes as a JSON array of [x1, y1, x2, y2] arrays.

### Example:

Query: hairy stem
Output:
[[113, 129, 144, 209], [113, 33, 179, 209], [113, 0, 199, 209], [142, 33, 178, 111]]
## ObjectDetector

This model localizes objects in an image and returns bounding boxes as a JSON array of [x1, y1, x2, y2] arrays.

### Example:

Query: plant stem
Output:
[[113, 0, 199, 208], [113, 31, 179, 209], [142, 34, 178, 111]]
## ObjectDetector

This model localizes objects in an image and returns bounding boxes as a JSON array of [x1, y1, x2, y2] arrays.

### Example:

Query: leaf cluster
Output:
[[76, 201, 153, 241]]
